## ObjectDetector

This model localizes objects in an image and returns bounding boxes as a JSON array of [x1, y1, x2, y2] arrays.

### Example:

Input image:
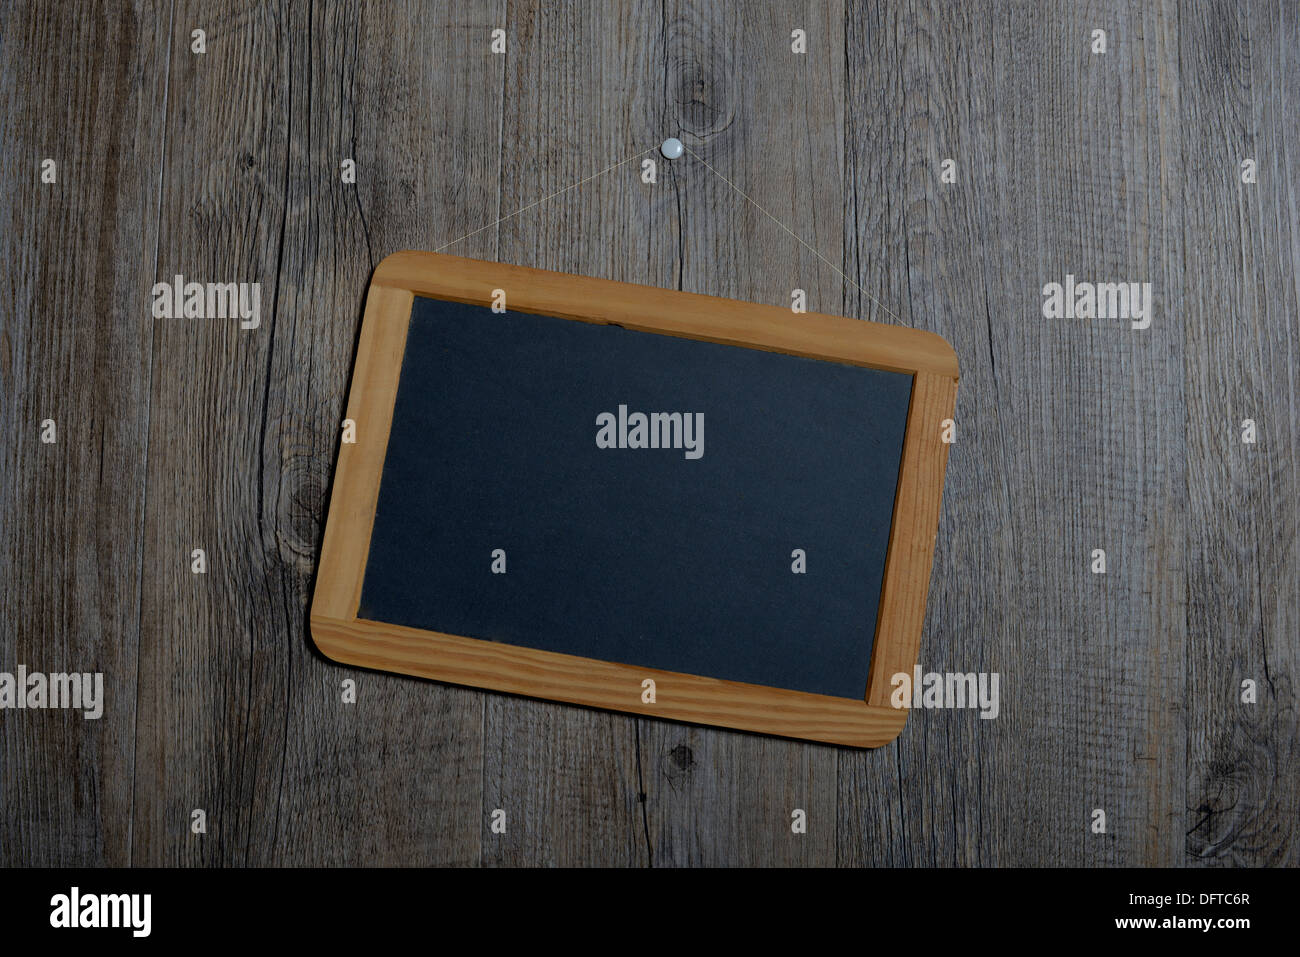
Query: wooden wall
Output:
[[1, 0, 1295, 866]]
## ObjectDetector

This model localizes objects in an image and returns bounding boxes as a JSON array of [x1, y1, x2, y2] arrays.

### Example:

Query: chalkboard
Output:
[[358, 295, 913, 699], [313, 252, 959, 747]]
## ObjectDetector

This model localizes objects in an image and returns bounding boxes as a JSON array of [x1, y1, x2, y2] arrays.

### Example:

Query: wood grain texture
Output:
[[127, 0, 490, 866], [1, 0, 1296, 866], [1180, 0, 1299, 866], [0, 0, 168, 867], [840, 0, 1192, 868]]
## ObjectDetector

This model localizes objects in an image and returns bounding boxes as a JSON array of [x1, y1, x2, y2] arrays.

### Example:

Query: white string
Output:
[[434, 147, 659, 252], [682, 146, 903, 324], [434, 141, 905, 326]]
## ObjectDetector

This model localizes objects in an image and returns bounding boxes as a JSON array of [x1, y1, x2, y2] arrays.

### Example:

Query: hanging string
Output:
[[434, 147, 658, 252], [434, 141, 904, 325], [682, 146, 903, 324]]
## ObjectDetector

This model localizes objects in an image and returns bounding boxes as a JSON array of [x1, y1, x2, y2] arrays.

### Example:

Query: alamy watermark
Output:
[[151, 274, 260, 329], [50, 887, 150, 937], [891, 666, 999, 719], [1042, 275, 1152, 330], [0, 665, 103, 719], [596, 405, 704, 460]]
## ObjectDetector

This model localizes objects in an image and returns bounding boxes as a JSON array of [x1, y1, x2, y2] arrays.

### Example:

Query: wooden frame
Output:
[[312, 251, 959, 747]]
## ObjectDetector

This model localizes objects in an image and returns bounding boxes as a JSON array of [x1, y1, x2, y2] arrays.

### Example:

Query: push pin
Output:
[[660, 137, 684, 160]]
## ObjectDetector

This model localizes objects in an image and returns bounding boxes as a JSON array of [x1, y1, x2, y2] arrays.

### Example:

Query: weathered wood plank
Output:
[[128, 0, 302, 866], [129, 0, 492, 865], [1181, 0, 1299, 867], [838, 0, 1188, 866], [0, 0, 169, 867]]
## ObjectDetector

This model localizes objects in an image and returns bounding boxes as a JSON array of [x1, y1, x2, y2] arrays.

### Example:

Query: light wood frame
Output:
[[312, 251, 959, 747]]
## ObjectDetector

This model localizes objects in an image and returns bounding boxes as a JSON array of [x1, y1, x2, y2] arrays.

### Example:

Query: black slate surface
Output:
[[358, 295, 912, 699]]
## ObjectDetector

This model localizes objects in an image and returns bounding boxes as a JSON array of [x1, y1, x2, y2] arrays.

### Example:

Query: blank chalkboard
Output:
[[313, 251, 958, 746], [358, 295, 912, 699]]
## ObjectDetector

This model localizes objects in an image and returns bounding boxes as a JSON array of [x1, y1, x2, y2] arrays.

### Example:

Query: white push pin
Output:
[[660, 137, 684, 160]]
